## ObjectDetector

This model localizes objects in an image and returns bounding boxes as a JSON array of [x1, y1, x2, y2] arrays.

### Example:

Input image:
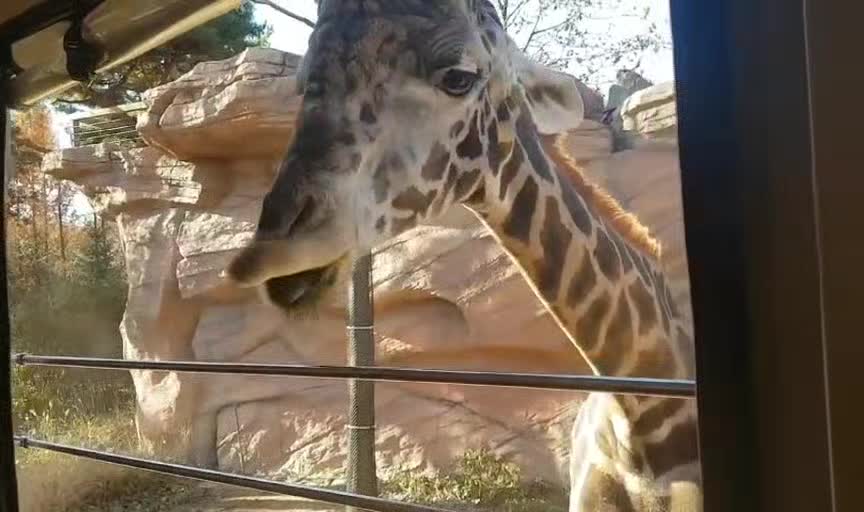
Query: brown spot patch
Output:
[[484, 29, 498, 46], [421, 142, 450, 181], [454, 169, 482, 202], [360, 103, 377, 124], [515, 111, 553, 181], [438, 163, 459, 205], [542, 133, 662, 259], [633, 398, 687, 438], [663, 281, 680, 317], [632, 250, 654, 286], [502, 175, 538, 243], [481, 34, 492, 54], [566, 248, 597, 307], [594, 229, 621, 281], [373, 162, 390, 203], [487, 121, 501, 175], [611, 234, 634, 273], [391, 215, 417, 235], [593, 291, 634, 372], [560, 181, 593, 235], [496, 103, 511, 124], [537, 198, 572, 300], [651, 271, 672, 333], [629, 340, 678, 379], [643, 417, 699, 478], [496, 102, 511, 122], [574, 292, 611, 351], [336, 130, 356, 146], [628, 280, 658, 336], [393, 186, 436, 216], [450, 120, 465, 139], [456, 111, 483, 159], [498, 142, 524, 201]]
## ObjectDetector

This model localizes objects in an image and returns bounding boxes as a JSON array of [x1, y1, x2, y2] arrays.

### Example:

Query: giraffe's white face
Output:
[[226, 0, 584, 310]]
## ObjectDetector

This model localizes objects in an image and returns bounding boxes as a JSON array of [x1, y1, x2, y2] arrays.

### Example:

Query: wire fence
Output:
[[69, 102, 146, 148], [11, 354, 696, 397], [8, 352, 696, 511]]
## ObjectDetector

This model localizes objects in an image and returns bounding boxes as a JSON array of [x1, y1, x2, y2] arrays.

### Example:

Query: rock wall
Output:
[[44, 48, 691, 487]]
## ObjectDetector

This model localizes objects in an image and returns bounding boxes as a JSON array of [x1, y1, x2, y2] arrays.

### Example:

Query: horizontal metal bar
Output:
[[12, 354, 695, 398], [13, 436, 453, 512]]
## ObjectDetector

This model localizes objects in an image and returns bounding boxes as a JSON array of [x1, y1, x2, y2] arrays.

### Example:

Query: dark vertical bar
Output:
[[0, 43, 20, 512], [671, 0, 834, 511], [805, 1, 863, 510], [346, 251, 377, 509]]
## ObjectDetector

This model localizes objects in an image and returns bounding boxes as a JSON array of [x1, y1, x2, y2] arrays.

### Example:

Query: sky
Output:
[[253, 0, 676, 89], [59, 0, 677, 215]]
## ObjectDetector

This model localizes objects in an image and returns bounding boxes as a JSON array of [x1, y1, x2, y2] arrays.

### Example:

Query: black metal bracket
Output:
[[62, 1, 104, 82]]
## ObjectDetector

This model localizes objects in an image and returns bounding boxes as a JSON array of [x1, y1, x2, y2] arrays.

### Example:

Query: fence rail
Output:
[[12, 353, 696, 398], [69, 102, 147, 147], [12, 437, 454, 512]]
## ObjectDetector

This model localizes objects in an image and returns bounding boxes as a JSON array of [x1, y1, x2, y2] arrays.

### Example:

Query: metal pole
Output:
[[1, 50, 21, 512], [346, 251, 377, 509]]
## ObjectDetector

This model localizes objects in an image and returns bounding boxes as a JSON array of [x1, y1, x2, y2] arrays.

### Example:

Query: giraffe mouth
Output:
[[261, 263, 342, 313]]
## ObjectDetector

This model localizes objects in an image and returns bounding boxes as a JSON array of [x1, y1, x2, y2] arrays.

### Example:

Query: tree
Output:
[[494, 0, 670, 89], [55, 3, 272, 110]]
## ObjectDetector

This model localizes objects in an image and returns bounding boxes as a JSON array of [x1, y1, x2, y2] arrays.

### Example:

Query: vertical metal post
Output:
[[1, 49, 21, 512], [346, 251, 377, 509]]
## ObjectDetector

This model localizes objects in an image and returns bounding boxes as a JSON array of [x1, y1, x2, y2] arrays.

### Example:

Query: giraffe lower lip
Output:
[[263, 264, 338, 311]]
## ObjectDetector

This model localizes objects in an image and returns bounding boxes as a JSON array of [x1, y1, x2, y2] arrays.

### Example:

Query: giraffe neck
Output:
[[463, 95, 701, 491], [469, 99, 691, 381]]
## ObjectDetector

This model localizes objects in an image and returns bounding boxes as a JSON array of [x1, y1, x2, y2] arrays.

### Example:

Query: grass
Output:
[[381, 449, 569, 512], [12, 367, 567, 511], [11, 365, 207, 512]]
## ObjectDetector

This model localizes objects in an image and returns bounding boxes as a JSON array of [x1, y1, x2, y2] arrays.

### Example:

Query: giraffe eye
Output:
[[438, 69, 480, 97]]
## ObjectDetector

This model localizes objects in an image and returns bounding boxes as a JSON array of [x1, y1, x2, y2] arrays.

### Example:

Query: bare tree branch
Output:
[[521, 14, 544, 53], [251, 0, 316, 28], [529, 17, 573, 39], [507, 0, 532, 24]]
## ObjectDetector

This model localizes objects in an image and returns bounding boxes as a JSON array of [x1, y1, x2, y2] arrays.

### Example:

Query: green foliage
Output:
[[382, 449, 568, 512], [9, 219, 126, 357], [56, 3, 272, 109]]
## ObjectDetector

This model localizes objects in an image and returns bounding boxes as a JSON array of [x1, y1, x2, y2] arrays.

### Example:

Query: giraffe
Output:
[[225, 1, 700, 510]]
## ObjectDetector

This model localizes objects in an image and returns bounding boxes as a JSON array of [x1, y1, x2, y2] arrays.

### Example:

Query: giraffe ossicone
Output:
[[226, 1, 700, 510]]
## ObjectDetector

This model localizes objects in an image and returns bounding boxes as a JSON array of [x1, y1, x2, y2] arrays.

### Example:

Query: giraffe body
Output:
[[227, 1, 700, 509]]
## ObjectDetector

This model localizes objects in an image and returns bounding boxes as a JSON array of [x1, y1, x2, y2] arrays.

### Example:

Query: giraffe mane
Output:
[[541, 133, 663, 261]]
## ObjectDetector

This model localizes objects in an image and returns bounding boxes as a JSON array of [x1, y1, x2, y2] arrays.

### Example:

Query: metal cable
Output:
[[12, 437, 453, 512], [12, 354, 696, 397]]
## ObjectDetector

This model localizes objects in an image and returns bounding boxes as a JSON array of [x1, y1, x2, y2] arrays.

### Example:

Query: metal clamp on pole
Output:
[[346, 250, 378, 509], [63, 0, 104, 82]]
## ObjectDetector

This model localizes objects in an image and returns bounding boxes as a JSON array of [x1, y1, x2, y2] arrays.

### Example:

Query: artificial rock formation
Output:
[[44, 48, 690, 487]]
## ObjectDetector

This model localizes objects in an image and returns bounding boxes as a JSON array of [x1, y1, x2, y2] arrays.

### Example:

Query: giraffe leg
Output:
[[569, 393, 657, 512]]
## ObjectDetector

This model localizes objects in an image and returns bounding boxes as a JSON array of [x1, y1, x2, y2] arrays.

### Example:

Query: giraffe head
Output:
[[226, 0, 586, 310]]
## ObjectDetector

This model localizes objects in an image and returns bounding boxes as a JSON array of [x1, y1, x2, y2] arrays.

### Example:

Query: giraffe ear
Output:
[[514, 55, 585, 134]]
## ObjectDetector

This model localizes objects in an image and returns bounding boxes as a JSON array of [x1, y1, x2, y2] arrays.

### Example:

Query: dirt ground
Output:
[[167, 486, 342, 512]]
